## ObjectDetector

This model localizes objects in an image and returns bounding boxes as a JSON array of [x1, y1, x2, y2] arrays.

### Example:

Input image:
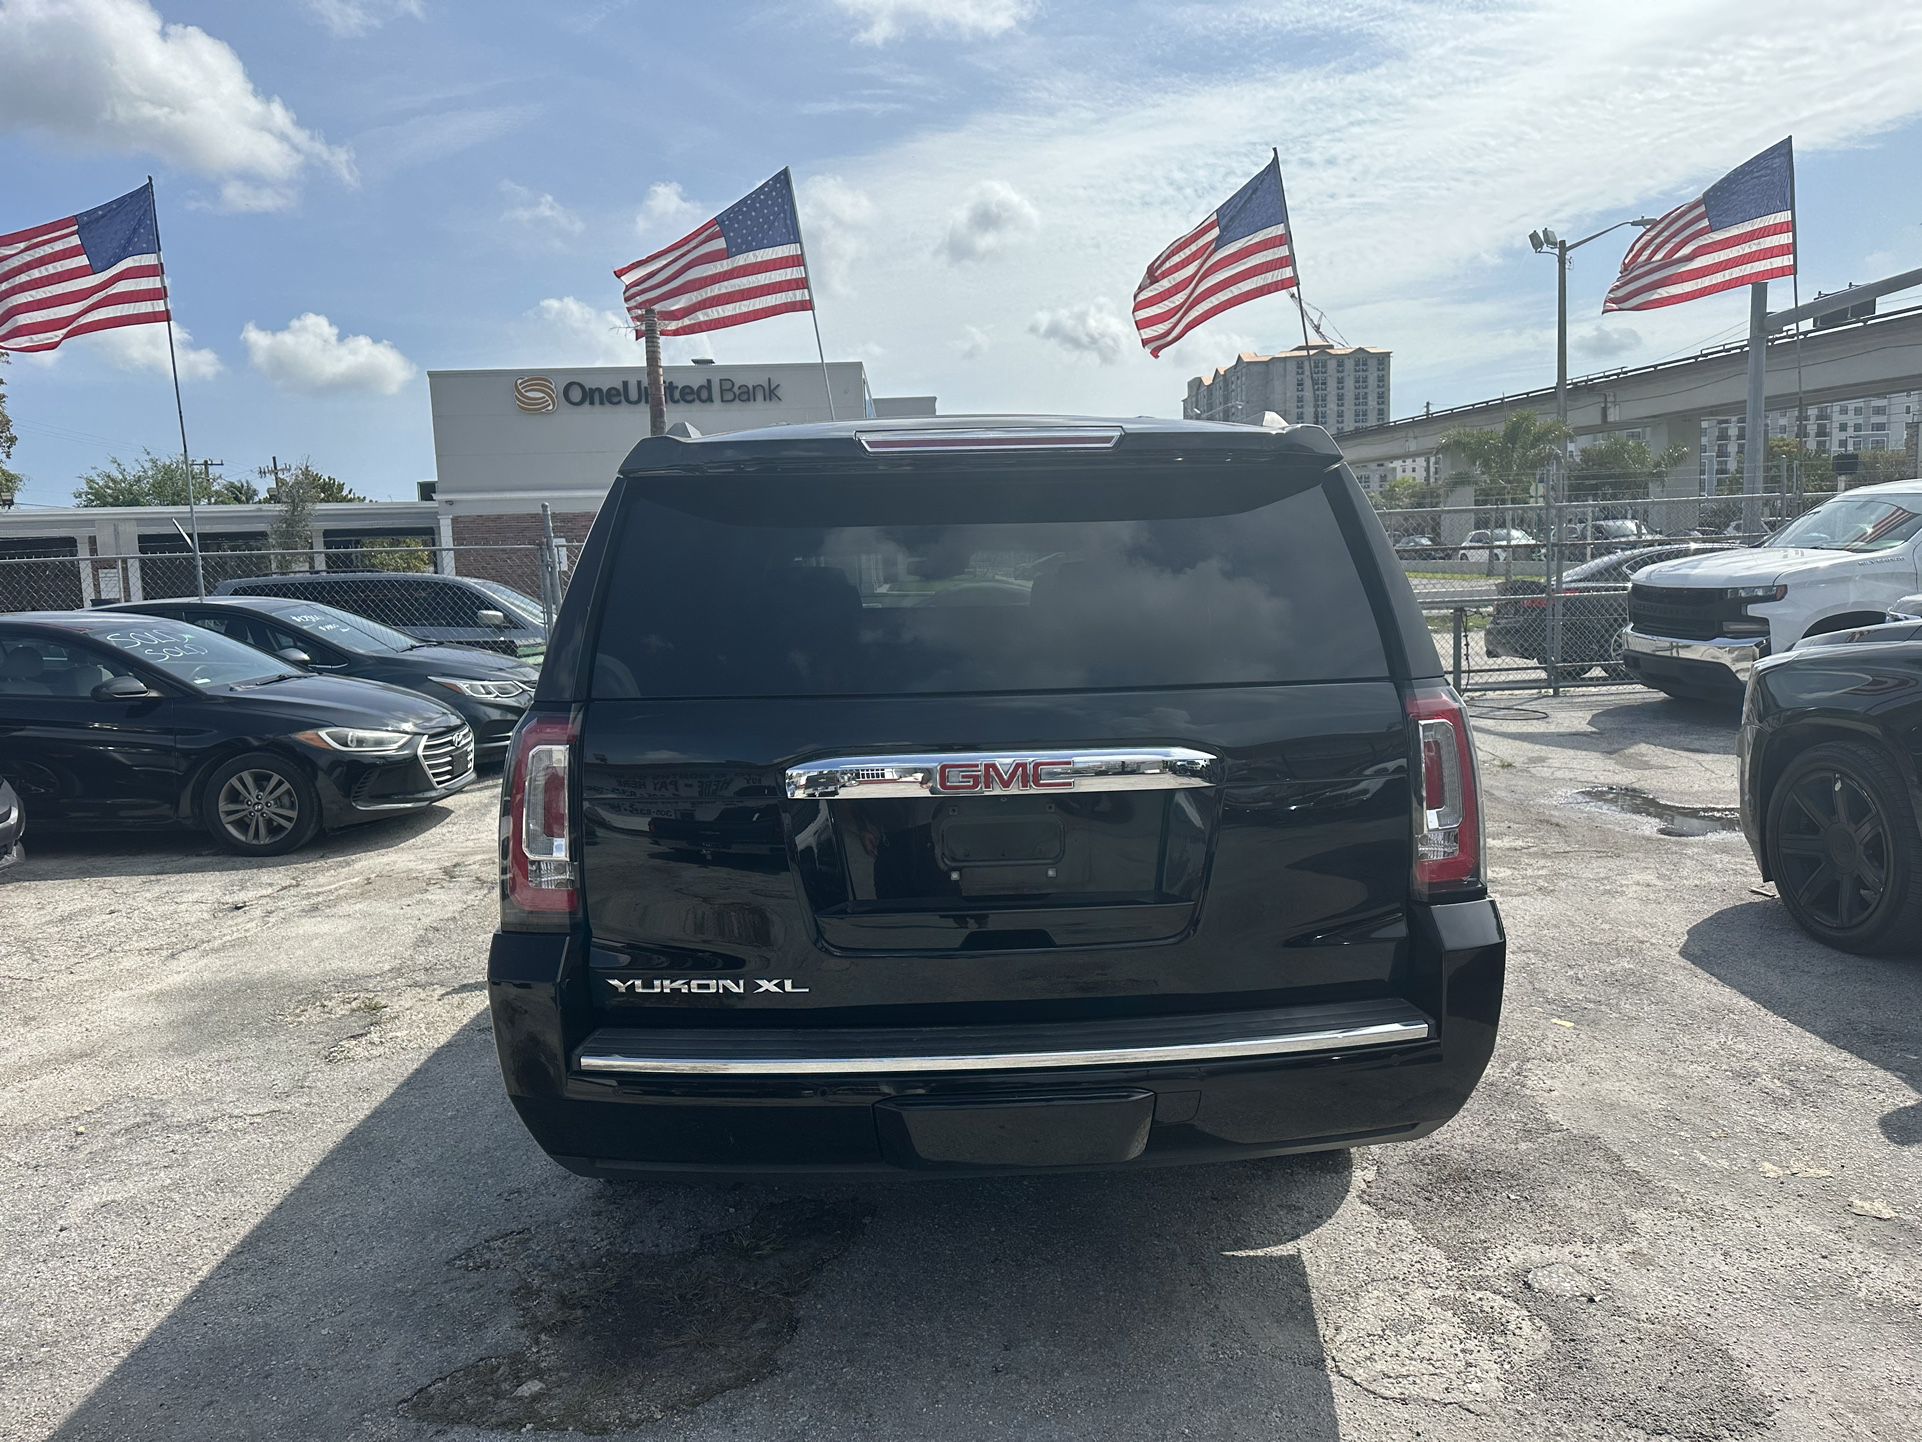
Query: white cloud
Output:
[[520, 297, 713, 366], [941, 181, 1041, 263], [834, 0, 1036, 44], [241, 313, 416, 395], [355, 105, 539, 180], [0, 0, 353, 195], [1029, 300, 1131, 365], [500, 181, 584, 237], [798, 175, 876, 297], [214, 180, 297, 214], [92, 323, 223, 381], [957, 324, 992, 359], [1574, 323, 1644, 361], [306, 0, 423, 37], [636, 181, 703, 237]]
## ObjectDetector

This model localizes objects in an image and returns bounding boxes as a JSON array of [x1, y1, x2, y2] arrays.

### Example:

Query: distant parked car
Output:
[[1888, 593, 1922, 622], [1565, 519, 1664, 558], [0, 611, 474, 856], [1487, 542, 1732, 679], [1394, 534, 1439, 560], [108, 596, 537, 761], [213, 572, 547, 660], [0, 776, 22, 873], [1457, 528, 1537, 563], [1741, 630, 1922, 953]]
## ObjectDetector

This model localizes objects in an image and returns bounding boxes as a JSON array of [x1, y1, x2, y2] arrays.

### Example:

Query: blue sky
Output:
[[4, 0, 1922, 507]]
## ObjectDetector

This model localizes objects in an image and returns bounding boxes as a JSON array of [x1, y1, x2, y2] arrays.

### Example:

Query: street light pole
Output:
[[1528, 215, 1656, 691]]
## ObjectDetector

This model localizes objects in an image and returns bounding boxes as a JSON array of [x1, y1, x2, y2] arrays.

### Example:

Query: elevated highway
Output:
[[1340, 303, 1922, 469]]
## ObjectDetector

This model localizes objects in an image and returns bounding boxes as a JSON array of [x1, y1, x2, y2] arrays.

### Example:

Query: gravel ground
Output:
[[2, 692, 1917, 1442]]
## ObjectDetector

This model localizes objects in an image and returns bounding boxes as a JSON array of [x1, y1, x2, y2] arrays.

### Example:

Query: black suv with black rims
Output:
[[489, 416, 1506, 1175], [1740, 629, 1922, 954]]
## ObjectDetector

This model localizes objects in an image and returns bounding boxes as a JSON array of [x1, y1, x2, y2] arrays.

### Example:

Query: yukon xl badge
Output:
[[606, 978, 808, 995]]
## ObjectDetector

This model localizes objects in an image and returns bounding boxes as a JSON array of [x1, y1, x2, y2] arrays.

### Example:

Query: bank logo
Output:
[[514, 376, 559, 414]]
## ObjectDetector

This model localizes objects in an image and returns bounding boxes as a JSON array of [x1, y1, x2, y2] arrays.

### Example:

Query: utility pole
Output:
[[642, 309, 666, 437]]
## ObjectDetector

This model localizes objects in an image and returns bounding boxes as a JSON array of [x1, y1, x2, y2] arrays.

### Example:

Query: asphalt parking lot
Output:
[[3, 692, 1917, 1442]]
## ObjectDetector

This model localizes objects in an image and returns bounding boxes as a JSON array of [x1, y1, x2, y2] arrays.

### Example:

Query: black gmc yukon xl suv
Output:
[[489, 417, 1505, 1176]]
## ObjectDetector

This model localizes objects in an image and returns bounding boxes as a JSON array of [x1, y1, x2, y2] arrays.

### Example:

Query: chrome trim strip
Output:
[[856, 427, 1122, 453], [785, 746, 1221, 800], [1621, 628, 1766, 679], [577, 1017, 1432, 1077]]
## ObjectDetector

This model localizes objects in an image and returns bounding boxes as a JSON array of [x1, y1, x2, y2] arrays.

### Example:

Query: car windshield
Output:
[[1765, 497, 1922, 553], [91, 621, 297, 688], [265, 602, 417, 654], [470, 579, 545, 627]]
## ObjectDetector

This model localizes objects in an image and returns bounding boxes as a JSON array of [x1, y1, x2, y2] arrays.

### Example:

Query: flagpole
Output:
[[147, 177, 205, 600], [782, 167, 838, 421], [1272, 150, 1319, 427]]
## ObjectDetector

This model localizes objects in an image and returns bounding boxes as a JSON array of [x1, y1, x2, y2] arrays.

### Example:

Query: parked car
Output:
[[212, 572, 548, 660], [1487, 542, 1731, 679], [1621, 482, 1922, 701], [108, 596, 537, 761], [1394, 534, 1439, 560], [1563, 518, 1664, 559], [1457, 528, 1537, 562], [0, 612, 474, 856], [1739, 630, 1922, 953], [0, 776, 21, 873], [488, 416, 1504, 1178], [1888, 593, 1922, 622]]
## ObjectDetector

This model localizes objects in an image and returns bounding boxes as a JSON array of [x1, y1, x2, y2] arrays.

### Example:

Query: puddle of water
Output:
[[1568, 786, 1742, 838]]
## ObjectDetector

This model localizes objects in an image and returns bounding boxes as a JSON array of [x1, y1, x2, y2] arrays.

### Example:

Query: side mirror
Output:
[[476, 608, 508, 628], [93, 674, 159, 702], [276, 648, 313, 667]]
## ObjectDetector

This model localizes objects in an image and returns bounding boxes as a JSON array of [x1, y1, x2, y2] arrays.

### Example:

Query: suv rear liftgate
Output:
[[489, 417, 1505, 1175]]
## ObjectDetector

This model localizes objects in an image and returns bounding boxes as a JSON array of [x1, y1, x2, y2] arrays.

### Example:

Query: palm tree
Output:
[[1438, 412, 1573, 505]]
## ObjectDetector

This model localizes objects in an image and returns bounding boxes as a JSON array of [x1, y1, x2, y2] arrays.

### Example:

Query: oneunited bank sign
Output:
[[513, 373, 783, 415]]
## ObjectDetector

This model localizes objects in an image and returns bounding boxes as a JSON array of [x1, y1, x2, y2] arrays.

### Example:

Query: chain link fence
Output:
[[0, 479, 1845, 692], [0, 539, 570, 644], [1374, 480, 1827, 694]]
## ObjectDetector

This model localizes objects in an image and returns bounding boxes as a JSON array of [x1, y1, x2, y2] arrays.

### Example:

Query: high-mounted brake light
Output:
[[1407, 684, 1483, 896], [856, 427, 1123, 454], [505, 713, 579, 927]]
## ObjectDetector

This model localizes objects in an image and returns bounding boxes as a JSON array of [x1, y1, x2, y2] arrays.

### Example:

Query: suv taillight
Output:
[[504, 713, 578, 929], [1407, 684, 1483, 897]]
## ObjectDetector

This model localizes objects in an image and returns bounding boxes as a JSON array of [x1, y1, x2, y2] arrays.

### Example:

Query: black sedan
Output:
[[1487, 542, 1732, 679], [0, 612, 474, 856], [0, 775, 21, 873], [1740, 628, 1922, 954], [109, 596, 536, 760]]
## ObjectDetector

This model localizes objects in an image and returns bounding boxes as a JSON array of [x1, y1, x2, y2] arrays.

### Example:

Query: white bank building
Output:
[[427, 360, 936, 568]]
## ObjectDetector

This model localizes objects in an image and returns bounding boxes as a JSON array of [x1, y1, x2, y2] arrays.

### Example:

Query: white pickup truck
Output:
[[1620, 480, 1922, 700]]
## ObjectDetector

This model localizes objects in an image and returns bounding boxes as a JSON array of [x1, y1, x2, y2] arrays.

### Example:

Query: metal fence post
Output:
[[538, 502, 560, 631], [1452, 607, 1464, 692]]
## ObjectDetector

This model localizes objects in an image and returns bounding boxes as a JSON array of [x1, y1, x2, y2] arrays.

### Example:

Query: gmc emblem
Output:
[[933, 759, 1074, 794]]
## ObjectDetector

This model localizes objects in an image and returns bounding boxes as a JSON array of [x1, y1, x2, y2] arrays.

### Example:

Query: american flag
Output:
[[1135, 153, 1298, 357], [1604, 139, 1795, 313], [616, 169, 814, 337], [0, 185, 171, 354]]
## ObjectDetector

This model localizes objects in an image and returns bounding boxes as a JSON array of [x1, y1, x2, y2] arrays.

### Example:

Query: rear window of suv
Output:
[[589, 461, 1389, 698]]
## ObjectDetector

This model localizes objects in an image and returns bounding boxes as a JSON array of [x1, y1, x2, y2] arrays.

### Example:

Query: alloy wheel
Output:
[[216, 769, 301, 849], [1773, 767, 1890, 932]]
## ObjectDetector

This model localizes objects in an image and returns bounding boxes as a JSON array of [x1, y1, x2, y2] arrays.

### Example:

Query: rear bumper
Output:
[[486, 898, 1506, 1175]]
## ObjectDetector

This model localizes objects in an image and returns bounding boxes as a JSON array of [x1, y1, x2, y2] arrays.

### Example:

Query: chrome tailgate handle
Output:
[[785, 747, 1221, 800]]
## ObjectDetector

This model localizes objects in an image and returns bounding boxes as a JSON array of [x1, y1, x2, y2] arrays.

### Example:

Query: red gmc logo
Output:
[[934, 759, 1074, 794]]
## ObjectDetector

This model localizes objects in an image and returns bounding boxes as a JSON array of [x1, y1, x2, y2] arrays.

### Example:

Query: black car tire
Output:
[[201, 752, 321, 857], [1765, 740, 1922, 957]]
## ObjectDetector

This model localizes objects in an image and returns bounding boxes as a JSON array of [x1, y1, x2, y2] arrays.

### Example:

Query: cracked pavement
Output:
[[1, 693, 1917, 1441]]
